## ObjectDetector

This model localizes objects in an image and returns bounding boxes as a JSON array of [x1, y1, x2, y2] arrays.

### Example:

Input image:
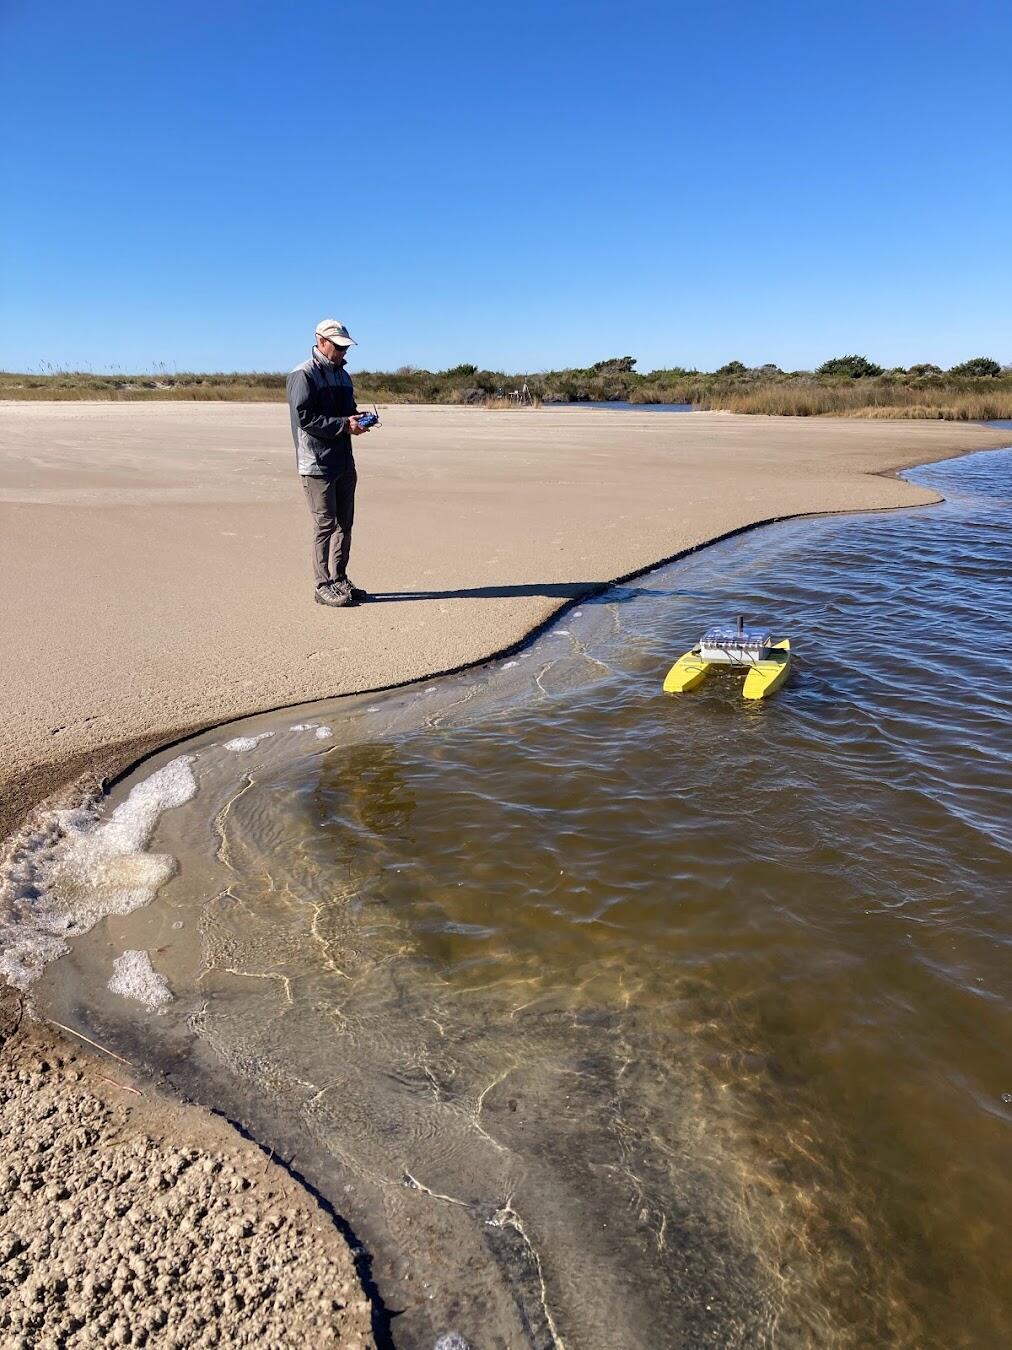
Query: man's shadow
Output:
[[363, 582, 690, 603]]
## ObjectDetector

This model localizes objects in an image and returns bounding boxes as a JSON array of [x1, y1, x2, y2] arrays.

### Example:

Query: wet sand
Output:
[[2, 401, 1008, 845]]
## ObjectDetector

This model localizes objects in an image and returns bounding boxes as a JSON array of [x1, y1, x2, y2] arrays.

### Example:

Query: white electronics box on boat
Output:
[[698, 623, 772, 666]]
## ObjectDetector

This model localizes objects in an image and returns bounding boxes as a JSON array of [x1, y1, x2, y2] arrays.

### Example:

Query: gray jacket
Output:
[[286, 350, 358, 477]]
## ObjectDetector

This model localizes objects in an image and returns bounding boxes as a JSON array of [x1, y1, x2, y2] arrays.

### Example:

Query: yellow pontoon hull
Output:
[[662, 651, 712, 693], [742, 638, 792, 700]]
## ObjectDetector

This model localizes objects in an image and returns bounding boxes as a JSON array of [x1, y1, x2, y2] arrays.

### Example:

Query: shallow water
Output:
[[29, 449, 1012, 1348]]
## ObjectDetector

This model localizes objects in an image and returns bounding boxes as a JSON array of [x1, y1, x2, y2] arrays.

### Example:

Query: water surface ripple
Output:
[[37, 449, 1012, 1349]]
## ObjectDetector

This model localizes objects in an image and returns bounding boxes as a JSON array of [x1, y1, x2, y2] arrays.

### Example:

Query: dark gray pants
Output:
[[301, 468, 356, 588]]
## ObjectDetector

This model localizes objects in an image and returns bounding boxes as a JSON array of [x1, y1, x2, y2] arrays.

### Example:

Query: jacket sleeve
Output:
[[286, 369, 348, 441]]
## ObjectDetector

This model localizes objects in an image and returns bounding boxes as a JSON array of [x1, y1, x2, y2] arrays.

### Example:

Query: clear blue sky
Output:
[[2, 0, 1010, 374]]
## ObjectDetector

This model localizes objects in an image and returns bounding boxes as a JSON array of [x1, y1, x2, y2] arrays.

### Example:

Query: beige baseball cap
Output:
[[315, 318, 356, 347]]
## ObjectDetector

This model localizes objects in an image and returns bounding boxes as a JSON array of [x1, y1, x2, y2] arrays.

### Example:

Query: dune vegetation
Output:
[[2, 355, 1010, 420]]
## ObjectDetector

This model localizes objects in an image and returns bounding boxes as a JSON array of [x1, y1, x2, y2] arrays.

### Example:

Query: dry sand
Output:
[[1, 401, 1009, 1347]]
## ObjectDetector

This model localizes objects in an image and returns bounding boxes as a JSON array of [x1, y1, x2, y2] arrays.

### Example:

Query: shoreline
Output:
[[2, 404, 1009, 851], [86, 483, 963, 799]]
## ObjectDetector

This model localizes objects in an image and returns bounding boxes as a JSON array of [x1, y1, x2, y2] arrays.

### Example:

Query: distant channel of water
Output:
[[551, 400, 694, 412], [31, 447, 1012, 1350]]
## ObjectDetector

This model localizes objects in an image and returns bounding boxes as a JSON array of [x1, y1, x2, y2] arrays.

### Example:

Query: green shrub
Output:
[[590, 356, 637, 374], [948, 357, 1001, 377], [816, 355, 884, 379]]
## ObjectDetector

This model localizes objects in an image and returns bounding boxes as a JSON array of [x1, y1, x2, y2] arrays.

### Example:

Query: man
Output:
[[287, 319, 371, 607]]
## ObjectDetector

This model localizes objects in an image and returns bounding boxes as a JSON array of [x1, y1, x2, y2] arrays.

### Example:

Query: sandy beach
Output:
[[2, 402, 1010, 1345]]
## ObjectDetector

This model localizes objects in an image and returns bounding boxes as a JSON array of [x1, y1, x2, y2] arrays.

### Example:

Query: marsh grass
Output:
[[480, 395, 544, 410], [706, 385, 1012, 420], [3, 367, 1010, 421], [846, 401, 1012, 420], [0, 372, 286, 401]]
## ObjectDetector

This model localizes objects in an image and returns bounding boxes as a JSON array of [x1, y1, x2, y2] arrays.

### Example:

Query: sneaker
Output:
[[333, 577, 366, 604], [315, 583, 351, 608]]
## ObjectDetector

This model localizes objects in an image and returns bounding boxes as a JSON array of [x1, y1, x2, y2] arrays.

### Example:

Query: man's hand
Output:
[[347, 416, 369, 436]]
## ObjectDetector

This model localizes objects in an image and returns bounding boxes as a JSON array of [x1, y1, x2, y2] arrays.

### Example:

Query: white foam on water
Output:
[[222, 732, 273, 752], [503, 661, 519, 669], [288, 722, 332, 740], [108, 949, 173, 1009], [0, 756, 197, 989]]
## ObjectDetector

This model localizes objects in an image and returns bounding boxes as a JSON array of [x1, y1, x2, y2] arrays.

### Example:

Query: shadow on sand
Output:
[[363, 582, 691, 604]]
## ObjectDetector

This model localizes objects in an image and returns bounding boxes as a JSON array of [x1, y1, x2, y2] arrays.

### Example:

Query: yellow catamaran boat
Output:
[[663, 618, 792, 701]]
